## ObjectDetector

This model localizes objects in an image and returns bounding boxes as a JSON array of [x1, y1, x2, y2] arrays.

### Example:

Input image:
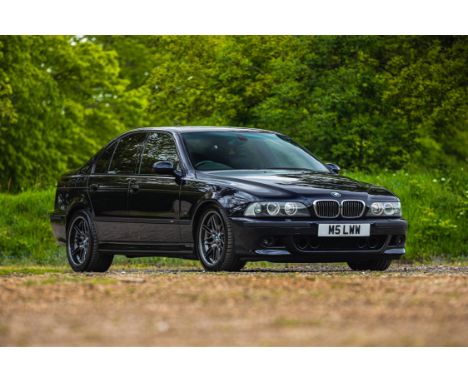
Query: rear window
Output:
[[108, 133, 147, 175], [94, 141, 117, 174]]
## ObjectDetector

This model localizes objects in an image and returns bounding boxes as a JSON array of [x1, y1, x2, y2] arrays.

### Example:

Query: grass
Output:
[[0, 189, 63, 265], [0, 169, 466, 265], [0, 266, 68, 276], [346, 168, 468, 261]]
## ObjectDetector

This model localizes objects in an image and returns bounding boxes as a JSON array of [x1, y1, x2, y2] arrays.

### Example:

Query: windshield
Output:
[[181, 131, 329, 172]]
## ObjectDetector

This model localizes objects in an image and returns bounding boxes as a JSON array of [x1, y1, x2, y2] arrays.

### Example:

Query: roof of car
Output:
[[130, 126, 273, 134]]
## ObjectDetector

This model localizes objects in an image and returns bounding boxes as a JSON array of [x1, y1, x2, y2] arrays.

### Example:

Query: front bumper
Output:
[[230, 217, 408, 262], [50, 213, 66, 244]]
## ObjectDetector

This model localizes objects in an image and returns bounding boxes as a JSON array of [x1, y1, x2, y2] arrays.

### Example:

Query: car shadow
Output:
[[109, 264, 435, 275]]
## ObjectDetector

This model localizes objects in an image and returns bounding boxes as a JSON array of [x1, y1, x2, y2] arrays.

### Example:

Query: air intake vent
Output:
[[313, 200, 340, 218], [342, 200, 366, 218]]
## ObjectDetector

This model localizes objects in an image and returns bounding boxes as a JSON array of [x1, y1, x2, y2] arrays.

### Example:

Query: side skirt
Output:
[[98, 241, 197, 259]]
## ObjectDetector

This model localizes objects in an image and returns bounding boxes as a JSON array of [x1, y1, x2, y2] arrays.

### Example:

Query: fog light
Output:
[[261, 236, 276, 247], [294, 237, 309, 250], [395, 235, 405, 246]]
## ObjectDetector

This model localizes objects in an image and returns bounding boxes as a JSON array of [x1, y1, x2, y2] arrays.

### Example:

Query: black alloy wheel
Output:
[[196, 207, 245, 272], [68, 215, 90, 267], [66, 210, 114, 272]]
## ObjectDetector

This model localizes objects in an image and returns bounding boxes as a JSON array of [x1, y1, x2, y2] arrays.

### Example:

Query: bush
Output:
[[0, 189, 63, 264], [346, 168, 467, 261]]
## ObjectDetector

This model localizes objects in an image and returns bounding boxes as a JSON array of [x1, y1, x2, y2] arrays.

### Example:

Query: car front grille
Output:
[[313, 200, 340, 218], [341, 200, 366, 218], [313, 199, 366, 218]]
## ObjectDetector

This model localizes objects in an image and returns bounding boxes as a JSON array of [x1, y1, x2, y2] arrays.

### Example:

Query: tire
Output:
[[66, 210, 114, 272], [347, 258, 392, 271], [233, 261, 247, 271], [195, 206, 243, 272]]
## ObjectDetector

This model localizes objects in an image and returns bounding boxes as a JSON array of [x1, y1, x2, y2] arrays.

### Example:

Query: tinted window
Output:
[[181, 131, 329, 172], [94, 141, 117, 174], [139, 132, 180, 174], [109, 133, 147, 175]]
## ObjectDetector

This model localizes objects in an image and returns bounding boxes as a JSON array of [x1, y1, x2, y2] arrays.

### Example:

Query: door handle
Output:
[[89, 183, 100, 192], [129, 182, 140, 193]]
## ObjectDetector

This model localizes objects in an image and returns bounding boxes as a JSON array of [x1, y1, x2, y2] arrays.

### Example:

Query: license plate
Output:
[[318, 223, 370, 237]]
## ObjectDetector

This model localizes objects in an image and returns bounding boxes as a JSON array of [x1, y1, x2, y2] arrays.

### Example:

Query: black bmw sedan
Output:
[[50, 127, 407, 272]]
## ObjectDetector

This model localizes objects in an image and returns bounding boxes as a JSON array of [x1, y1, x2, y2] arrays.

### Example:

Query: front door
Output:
[[127, 132, 182, 244]]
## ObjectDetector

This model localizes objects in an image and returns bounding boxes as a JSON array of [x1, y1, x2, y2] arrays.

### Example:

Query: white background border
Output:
[[1, 347, 467, 381], [1, 0, 467, 34], [1, 1, 467, 380]]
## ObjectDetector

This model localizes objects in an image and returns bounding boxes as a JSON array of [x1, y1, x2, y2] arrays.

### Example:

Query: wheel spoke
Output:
[[83, 221, 89, 235], [212, 247, 218, 261], [78, 220, 85, 233], [212, 215, 220, 231], [73, 225, 84, 237], [208, 216, 216, 231], [199, 211, 226, 266], [205, 246, 214, 262], [202, 225, 215, 235], [77, 248, 84, 262], [68, 217, 91, 266]]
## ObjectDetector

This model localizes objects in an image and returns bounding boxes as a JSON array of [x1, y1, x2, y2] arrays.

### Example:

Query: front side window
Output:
[[108, 133, 147, 175], [94, 141, 117, 174], [139, 132, 180, 174]]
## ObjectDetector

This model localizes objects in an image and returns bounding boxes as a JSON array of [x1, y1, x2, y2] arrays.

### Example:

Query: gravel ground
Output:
[[0, 263, 467, 346]]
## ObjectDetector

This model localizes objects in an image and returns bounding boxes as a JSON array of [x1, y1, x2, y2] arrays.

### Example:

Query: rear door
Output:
[[127, 132, 182, 243], [89, 132, 147, 242]]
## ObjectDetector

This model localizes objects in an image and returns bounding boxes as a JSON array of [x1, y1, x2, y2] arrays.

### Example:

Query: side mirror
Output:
[[326, 163, 340, 174], [152, 161, 175, 175]]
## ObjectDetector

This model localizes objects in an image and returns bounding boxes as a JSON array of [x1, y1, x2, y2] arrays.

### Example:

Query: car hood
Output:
[[199, 170, 395, 199]]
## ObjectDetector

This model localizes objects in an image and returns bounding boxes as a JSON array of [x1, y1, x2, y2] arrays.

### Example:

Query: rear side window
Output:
[[94, 141, 117, 174], [139, 132, 180, 174], [108, 133, 147, 175]]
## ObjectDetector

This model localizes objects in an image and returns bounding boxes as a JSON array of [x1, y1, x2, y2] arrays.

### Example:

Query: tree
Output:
[[0, 36, 146, 191], [1, 35, 466, 191]]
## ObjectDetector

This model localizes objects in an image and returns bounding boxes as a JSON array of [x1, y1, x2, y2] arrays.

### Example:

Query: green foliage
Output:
[[0, 169, 466, 264], [0, 189, 63, 264], [346, 168, 468, 261], [1, 35, 467, 191], [142, 36, 468, 171], [0, 36, 147, 191]]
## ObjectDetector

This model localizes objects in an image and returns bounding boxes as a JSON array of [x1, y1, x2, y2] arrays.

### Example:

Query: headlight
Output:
[[244, 201, 310, 217], [368, 201, 401, 217]]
